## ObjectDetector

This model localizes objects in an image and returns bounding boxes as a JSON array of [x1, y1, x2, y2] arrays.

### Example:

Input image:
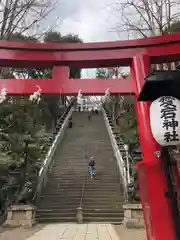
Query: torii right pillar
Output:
[[131, 53, 175, 240]]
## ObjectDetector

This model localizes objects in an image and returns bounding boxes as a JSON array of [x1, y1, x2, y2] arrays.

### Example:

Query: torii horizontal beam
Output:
[[0, 33, 180, 68], [59, 77, 133, 95], [0, 77, 133, 95]]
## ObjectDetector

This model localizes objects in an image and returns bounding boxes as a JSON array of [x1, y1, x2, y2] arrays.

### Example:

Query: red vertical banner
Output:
[[132, 53, 175, 240]]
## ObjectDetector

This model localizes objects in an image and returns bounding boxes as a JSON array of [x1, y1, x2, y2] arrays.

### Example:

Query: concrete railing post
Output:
[[76, 207, 83, 224]]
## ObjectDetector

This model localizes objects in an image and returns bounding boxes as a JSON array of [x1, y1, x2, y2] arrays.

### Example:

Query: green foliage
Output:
[[44, 32, 82, 44], [9, 33, 38, 43], [29, 68, 52, 79], [0, 96, 50, 173], [44, 31, 62, 43], [96, 68, 110, 78], [118, 102, 139, 144], [164, 21, 180, 34], [60, 34, 83, 43]]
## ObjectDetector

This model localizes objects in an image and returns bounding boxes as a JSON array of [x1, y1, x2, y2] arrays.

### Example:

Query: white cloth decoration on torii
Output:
[[150, 96, 180, 146], [77, 89, 84, 111], [77, 89, 83, 104], [0, 88, 7, 104], [102, 88, 111, 103], [29, 85, 42, 104]]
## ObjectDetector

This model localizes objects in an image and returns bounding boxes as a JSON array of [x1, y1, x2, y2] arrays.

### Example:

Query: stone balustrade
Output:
[[102, 108, 127, 198], [123, 203, 144, 228], [4, 205, 36, 228]]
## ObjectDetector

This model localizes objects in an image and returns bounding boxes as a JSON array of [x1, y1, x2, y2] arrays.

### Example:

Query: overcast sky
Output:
[[45, 0, 126, 43]]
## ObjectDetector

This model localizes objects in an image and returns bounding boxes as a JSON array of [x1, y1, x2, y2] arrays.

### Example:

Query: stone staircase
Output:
[[36, 111, 124, 223]]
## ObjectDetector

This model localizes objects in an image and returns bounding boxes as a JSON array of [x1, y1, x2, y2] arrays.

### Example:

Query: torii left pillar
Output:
[[132, 53, 175, 240]]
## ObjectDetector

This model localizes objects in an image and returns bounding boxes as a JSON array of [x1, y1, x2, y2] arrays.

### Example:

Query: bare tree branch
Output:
[[0, 0, 60, 40], [0, 0, 62, 79], [113, 0, 180, 38]]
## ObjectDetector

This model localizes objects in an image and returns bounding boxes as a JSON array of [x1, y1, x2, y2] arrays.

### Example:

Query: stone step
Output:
[[36, 208, 124, 213], [43, 188, 122, 193], [36, 212, 76, 217], [47, 174, 120, 178], [43, 188, 122, 192], [46, 182, 121, 186], [36, 212, 124, 220], [83, 212, 124, 217], [82, 199, 123, 204], [40, 191, 123, 196], [36, 209, 77, 213], [45, 183, 121, 187], [50, 171, 118, 174], [37, 111, 124, 223], [42, 192, 123, 197], [42, 192, 122, 197], [36, 217, 77, 223], [47, 177, 120, 181], [39, 197, 124, 203], [48, 173, 119, 176], [83, 216, 123, 223], [38, 204, 80, 209], [45, 181, 121, 186], [38, 201, 123, 207], [38, 200, 123, 206], [39, 204, 124, 210]]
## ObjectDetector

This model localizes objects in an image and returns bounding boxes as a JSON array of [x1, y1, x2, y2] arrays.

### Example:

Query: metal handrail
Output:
[[36, 111, 69, 179], [102, 107, 128, 201], [32, 103, 73, 202], [38, 104, 72, 177], [105, 108, 133, 174]]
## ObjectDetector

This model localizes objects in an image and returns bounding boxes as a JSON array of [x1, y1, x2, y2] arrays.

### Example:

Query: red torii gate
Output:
[[1, 33, 180, 240]]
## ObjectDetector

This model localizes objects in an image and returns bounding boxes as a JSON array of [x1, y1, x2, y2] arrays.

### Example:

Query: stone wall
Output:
[[123, 203, 144, 228]]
